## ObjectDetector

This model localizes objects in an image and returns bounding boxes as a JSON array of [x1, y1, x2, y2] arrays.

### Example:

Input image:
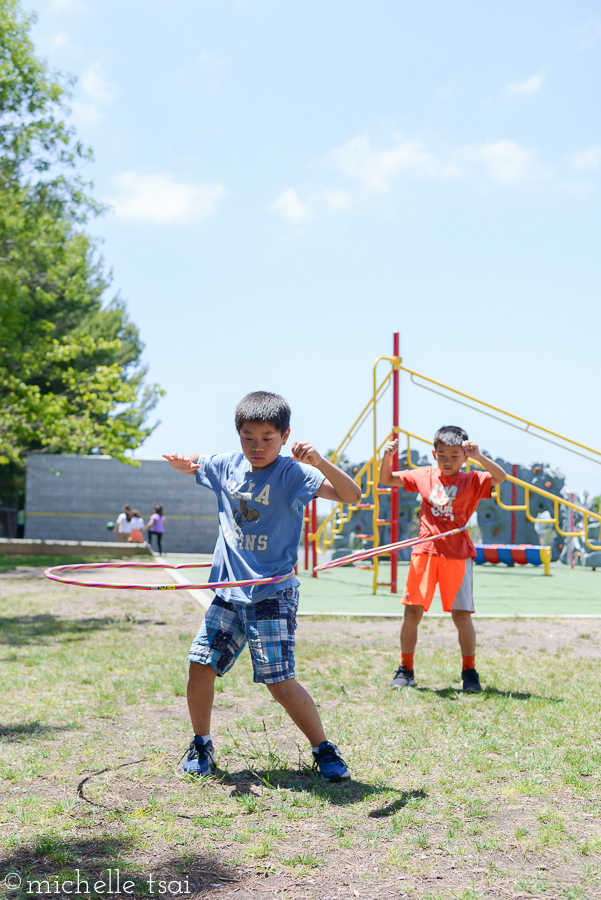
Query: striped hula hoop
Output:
[[313, 525, 468, 573], [43, 561, 296, 592]]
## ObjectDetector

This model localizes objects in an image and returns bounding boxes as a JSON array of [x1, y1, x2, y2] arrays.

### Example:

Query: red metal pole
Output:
[[311, 498, 318, 577], [304, 507, 310, 570], [390, 331, 400, 593]]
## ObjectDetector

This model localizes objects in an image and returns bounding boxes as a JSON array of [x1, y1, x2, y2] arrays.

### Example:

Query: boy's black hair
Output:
[[235, 391, 291, 435], [433, 425, 468, 448]]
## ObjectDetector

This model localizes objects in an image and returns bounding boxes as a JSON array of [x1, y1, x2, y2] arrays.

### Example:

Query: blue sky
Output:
[[29, 0, 601, 493]]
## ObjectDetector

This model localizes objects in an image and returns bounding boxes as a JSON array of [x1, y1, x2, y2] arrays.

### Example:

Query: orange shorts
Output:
[[402, 554, 474, 613]]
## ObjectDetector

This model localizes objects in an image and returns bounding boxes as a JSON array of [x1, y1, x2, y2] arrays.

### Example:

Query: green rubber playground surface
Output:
[[297, 561, 601, 617], [162, 554, 601, 617]]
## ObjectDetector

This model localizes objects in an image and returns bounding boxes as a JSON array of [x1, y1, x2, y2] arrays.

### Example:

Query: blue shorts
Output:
[[187, 587, 299, 684]]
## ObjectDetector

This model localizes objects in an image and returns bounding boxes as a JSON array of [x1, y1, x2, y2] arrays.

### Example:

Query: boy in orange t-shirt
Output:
[[380, 426, 506, 692]]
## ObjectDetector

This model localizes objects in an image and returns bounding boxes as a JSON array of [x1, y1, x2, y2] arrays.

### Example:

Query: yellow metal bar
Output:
[[309, 364, 601, 581], [328, 369, 393, 465], [397, 428, 601, 551], [399, 365, 601, 465]]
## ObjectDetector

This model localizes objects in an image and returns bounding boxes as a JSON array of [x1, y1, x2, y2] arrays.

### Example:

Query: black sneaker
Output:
[[390, 664, 417, 689], [461, 668, 481, 693]]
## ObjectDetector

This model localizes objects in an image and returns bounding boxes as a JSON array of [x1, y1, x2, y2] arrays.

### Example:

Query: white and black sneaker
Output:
[[390, 665, 417, 689], [461, 668, 481, 693]]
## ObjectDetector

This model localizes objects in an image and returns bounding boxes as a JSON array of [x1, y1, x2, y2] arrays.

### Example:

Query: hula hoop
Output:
[[43, 561, 296, 592], [314, 526, 468, 573]]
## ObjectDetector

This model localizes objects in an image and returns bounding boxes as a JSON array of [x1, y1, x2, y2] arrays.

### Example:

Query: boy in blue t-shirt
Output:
[[164, 391, 361, 782]]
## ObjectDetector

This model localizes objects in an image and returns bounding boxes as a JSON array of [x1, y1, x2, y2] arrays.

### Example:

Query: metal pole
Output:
[[304, 508, 310, 570], [390, 331, 400, 593], [311, 498, 318, 577]]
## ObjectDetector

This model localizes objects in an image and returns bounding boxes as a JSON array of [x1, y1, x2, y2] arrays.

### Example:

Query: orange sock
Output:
[[462, 655, 476, 671], [401, 653, 414, 670]]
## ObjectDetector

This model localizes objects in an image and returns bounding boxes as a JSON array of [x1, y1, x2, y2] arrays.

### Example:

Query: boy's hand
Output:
[[291, 441, 323, 468], [383, 438, 398, 456], [462, 441, 480, 458], [162, 453, 200, 474]]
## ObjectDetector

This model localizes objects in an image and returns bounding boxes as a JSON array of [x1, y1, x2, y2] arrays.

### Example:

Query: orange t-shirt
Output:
[[398, 466, 492, 559]]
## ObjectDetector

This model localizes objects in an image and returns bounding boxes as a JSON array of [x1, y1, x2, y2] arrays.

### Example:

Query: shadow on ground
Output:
[[0, 838, 238, 899], [75, 757, 420, 816], [0, 615, 139, 647], [416, 685, 562, 702], [215, 767, 425, 810], [0, 721, 79, 743]]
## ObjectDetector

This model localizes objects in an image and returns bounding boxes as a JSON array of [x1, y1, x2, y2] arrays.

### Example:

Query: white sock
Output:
[[196, 733, 212, 744]]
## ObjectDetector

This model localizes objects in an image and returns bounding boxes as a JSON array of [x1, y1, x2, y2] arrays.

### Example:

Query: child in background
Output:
[[129, 510, 145, 543], [380, 426, 506, 693], [113, 505, 132, 542], [164, 391, 361, 781], [144, 505, 166, 554]]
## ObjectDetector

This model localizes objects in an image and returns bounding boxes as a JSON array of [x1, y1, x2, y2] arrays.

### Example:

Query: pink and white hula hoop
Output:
[[43, 561, 295, 592], [313, 526, 468, 573]]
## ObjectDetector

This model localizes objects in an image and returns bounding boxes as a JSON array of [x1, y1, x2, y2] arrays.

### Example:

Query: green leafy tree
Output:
[[0, 0, 162, 504]]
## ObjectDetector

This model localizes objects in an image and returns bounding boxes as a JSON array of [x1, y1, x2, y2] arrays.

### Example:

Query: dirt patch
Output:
[[297, 615, 601, 657]]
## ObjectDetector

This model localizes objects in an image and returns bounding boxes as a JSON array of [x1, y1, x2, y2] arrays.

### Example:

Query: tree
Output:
[[0, 0, 162, 504]]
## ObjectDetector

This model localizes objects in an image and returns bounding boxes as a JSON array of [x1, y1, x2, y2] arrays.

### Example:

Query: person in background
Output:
[[143, 505, 166, 555], [113, 505, 133, 542], [16, 506, 25, 539], [129, 509, 145, 543]]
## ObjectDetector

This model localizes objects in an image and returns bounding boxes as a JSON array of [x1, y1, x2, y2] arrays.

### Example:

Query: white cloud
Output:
[[107, 172, 226, 225], [71, 60, 116, 126], [270, 188, 311, 225], [507, 74, 545, 96], [47, 33, 72, 50], [458, 139, 536, 184], [569, 147, 601, 171], [271, 132, 545, 227], [330, 135, 435, 193], [322, 189, 352, 212], [81, 61, 116, 106], [330, 134, 537, 190]]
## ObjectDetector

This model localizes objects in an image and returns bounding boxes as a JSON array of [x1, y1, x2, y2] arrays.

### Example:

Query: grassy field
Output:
[[0, 562, 600, 899], [0, 556, 126, 574]]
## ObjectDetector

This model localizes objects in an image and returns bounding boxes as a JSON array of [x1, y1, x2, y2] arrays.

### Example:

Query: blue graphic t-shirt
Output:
[[195, 452, 325, 605]]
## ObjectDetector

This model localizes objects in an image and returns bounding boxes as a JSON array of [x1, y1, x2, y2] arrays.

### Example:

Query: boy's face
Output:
[[239, 421, 290, 471], [432, 442, 467, 477]]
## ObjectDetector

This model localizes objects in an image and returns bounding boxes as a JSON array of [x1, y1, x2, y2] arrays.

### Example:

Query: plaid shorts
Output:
[[187, 587, 299, 684]]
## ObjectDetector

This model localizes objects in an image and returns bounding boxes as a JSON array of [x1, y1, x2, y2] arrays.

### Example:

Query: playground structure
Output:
[[304, 334, 601, 593]]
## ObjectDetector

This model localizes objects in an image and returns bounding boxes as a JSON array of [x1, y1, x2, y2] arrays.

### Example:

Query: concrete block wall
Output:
[[25, 455, 219, 554]]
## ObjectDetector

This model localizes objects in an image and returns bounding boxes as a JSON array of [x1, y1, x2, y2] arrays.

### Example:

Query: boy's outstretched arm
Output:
[[162, 453, 201, 475], [292, 442, 362, 504], [462, 442, 506, 486], [379, 438, 404, 487]]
